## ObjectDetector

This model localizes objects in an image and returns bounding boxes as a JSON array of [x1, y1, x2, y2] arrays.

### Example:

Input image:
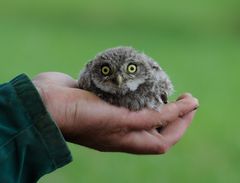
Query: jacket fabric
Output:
[[0, 74, 72, 183]]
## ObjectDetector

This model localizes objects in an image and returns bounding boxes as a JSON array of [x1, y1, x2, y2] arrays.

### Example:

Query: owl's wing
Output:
[[78, 67, 92, 90], [146, 58, 174, 97], [155, 68, 174, 96]]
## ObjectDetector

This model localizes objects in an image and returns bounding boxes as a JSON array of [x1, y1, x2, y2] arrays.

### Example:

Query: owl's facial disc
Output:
[[93, 61, 147, 95]]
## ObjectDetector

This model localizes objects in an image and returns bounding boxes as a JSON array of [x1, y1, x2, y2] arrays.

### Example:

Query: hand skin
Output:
[[33, 72, 199, 155]]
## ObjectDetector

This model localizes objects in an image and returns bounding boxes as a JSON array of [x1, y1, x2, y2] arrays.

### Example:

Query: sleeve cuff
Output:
[[10, 74, 72, 169]]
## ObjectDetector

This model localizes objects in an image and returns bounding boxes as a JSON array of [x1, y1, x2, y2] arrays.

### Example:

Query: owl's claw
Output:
[[161, 92, 168, 104]]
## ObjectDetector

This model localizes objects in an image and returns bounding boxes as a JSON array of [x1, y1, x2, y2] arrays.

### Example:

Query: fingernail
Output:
[[193, 106, 199, 110]]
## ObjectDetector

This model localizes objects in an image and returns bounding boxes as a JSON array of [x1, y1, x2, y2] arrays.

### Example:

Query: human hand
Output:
[[33, 72, 199, 154]]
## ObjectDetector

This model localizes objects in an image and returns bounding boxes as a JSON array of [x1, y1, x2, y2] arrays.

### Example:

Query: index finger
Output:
[[125, 94, 198, 130], [159, 94, 199, 122]]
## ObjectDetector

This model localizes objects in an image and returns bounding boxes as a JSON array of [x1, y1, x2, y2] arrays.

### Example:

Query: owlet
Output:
[[78, 47, 174, 111]]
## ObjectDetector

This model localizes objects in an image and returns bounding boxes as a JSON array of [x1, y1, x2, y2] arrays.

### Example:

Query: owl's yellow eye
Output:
[[127, 64, 137, 73], [101, 65, 111, 75]]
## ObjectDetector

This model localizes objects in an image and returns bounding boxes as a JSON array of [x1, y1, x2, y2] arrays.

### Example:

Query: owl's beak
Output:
[[116, 75, 123, 87]]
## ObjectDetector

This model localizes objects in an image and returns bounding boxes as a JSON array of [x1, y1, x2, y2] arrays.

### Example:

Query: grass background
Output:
[[0, 0, 240, 182]]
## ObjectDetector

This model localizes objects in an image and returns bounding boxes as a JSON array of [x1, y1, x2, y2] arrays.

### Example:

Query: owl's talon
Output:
[[161, 92, 168, 104]]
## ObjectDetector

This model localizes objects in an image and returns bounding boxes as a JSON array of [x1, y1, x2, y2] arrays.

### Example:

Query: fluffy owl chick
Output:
[[78, 47, 174, 111]]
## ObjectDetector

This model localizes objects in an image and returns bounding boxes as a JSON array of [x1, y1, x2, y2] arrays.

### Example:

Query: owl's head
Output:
[[84, 47, 155, 95], [79, 47, 172, 96]]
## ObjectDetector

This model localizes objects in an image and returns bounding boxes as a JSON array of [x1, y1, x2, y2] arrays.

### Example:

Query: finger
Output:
[[159, 96, 198, 122], [122, 109, 166, 130], [160, 110, 197, 146], [124, 95, 198, 131], [118, 131, 169, 154]]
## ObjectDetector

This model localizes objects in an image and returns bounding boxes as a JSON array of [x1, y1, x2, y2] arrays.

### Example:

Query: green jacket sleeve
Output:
[[0, 74, 72, 183]]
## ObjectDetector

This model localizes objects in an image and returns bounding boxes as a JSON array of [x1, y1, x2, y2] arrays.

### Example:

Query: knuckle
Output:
[[171, 103, 179, 112], [163, 103, 177, 114], [179, 109, 185, 117], [117, 127, 129, 137], [170, 103, 180, 116]]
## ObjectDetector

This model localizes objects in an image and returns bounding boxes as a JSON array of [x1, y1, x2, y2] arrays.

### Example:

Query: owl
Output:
[[78, 47, 174, 111]]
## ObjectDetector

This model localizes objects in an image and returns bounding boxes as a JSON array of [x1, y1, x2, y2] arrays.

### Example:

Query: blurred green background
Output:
[[0, 0, 240, 183]]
